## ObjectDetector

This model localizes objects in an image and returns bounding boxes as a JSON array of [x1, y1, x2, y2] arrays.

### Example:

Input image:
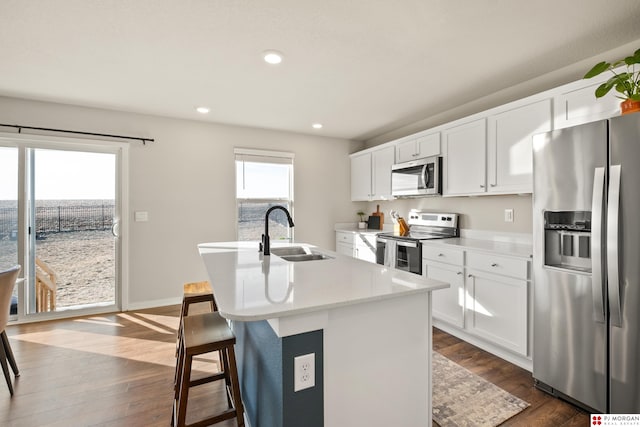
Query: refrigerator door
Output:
[[532, 120, 607, 412], [608, 114, 640, 413]]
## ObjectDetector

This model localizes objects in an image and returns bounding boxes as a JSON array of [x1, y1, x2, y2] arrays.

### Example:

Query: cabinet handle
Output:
[[468, 274, 473, 278], [438, 253, 444, 257], [457, 271, 462, 275], [490, 184, 496, 187], [491, 263, 498, 267], [480, 184, 485, 188], [412, 153, 419, 157]]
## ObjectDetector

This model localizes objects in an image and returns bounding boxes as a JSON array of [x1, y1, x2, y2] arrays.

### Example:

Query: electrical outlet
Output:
[[504, 209, 514, 223], [294, 353, 315, 392]]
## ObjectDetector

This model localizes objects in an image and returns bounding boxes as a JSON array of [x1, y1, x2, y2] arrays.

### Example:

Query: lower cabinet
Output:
[[335, 231, 377, 263], [424, 261, 465, 328], [466, 268, 528, 356], [423, 243, 531, 359]]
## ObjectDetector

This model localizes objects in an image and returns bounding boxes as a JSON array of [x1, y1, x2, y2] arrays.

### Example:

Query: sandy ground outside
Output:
[[0, 230, 115, 309]]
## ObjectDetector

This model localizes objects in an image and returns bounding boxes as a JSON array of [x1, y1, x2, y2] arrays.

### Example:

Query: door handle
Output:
[[607, 165, 622, 327], [591, 167, 605, 323], [111, 221, 120, 238]]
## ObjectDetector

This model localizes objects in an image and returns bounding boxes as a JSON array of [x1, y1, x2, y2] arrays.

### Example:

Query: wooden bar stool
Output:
[[173, 311, 245, 427], [176, 281, 216, 357]]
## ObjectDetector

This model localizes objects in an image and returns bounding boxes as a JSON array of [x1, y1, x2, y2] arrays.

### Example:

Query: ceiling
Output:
[[1, 1, 640, 142]]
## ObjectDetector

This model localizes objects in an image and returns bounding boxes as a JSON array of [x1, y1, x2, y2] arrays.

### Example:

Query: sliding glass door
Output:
[[0, 134, 125, 320]]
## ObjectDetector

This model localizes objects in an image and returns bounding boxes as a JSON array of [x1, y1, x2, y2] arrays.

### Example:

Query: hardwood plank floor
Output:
[[2, 307, 589, 426], [433, 327, 590, 426]]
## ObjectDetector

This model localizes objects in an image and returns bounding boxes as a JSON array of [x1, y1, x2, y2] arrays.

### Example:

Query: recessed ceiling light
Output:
[[263, 50, 283, 65], [196, 107, 210, 114], [312, 123, 323, 129]]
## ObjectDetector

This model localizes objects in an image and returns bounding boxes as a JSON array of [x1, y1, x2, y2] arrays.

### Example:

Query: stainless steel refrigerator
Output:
[[532, 113, 640, 413]]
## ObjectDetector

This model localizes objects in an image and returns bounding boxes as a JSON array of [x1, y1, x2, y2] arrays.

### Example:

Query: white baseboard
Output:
[[434, 320, 533, 372], [126, 297, 182, 311]]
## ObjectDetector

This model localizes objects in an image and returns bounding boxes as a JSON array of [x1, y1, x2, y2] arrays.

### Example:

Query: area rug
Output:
[[432, 352, 530, 427]]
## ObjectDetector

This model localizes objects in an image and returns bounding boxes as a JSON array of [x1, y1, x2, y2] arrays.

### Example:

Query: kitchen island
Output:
[[198, 241, 448, 427]]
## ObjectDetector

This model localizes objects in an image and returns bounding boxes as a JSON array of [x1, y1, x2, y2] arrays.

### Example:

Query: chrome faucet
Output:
[[260, 206, 295, 256]]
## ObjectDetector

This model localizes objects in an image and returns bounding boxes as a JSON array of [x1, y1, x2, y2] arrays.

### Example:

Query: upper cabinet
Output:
[[443, 100, 552, 197], [554, 76, 621, 130], [350, 145, 395, 201], [351, 69, 623, 199], [486, 99, 552, 194], [395, 132, 440, 163], [443, 119, 487, 196]]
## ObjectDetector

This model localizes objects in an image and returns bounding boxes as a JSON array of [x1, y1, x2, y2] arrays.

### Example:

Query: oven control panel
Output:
[[408, 210, 458, 228]]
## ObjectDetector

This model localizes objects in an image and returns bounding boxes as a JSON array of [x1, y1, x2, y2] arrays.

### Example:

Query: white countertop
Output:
[[422, 237, 533, 258], [198, 241, 448, 321]]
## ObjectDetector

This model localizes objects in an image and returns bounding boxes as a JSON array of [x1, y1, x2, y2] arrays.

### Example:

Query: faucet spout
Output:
[[261, 206, 294, 256]]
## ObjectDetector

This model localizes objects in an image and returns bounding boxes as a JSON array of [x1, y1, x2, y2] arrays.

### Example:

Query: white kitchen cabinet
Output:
[[423, 246, 465, 328], [396, 132, 440, 163], [487, 99, 552, 194], [466, 268, 528, 356], [350, 146, 395, 201], [335, 231, 355, 256], [354, 233, 377, 263], [443, 119, 487, 196], [335, 231, 378, 263], [554, 78, 620, 130]]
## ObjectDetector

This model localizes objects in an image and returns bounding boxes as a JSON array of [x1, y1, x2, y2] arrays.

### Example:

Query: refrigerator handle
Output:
[[591, 167, 605, 323], [607, 164, 622, 328]]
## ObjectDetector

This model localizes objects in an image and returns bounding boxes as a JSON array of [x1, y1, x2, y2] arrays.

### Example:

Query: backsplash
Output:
[[364, 194, 532, 235]]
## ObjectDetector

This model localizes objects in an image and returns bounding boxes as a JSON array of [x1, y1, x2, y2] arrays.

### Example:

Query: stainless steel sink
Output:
[[280, 253, 333, 262], [270, 246, 309, 256], [270, 246, 333, 262]]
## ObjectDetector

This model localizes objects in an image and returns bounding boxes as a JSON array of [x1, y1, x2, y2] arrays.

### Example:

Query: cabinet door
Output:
[[554, 80, 620, 130], [443, 119, 487, 196], [371, 146, 395, 200], [336, 241, 355, 257], [425, 261, 465, 328], [487, 99, 552, 194], [416, 133, 440, 158], [466, 269, 528, 356], [396, 139, 418, 163], [354, 234, 377, 263], [350, 153, 372, 201]]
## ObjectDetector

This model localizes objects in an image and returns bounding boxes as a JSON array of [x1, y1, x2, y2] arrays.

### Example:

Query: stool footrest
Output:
[[189, 372, 226, 387], [186, 408, 237, 427]]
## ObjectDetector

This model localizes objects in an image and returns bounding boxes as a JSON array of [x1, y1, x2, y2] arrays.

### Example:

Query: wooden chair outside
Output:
[[35, 257, 56, 312]]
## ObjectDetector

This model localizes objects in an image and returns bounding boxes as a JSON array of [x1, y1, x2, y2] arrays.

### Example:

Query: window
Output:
[[235, 149, 294, 241]]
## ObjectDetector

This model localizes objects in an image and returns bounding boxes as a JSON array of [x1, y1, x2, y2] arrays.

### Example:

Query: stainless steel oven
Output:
[[376, 210, 459, 275]]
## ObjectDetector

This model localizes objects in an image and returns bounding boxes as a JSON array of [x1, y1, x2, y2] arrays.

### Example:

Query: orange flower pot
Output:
[[621, 99, 640, 115]]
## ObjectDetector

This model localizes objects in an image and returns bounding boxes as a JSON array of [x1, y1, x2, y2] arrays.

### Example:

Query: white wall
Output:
[[0, 96, 361, 308]]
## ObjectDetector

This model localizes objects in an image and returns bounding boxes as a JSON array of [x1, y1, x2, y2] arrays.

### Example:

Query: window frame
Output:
[[234, 148, 294, 242]]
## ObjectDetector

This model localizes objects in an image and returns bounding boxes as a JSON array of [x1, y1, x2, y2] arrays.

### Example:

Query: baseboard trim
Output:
[[126, 297, 182, 311]]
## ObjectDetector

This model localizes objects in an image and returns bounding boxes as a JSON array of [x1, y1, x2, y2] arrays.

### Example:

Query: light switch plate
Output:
[[134, 211, 149, 222]]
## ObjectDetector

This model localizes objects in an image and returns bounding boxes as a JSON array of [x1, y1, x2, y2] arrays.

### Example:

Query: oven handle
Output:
[[396, 240, 419, 248]]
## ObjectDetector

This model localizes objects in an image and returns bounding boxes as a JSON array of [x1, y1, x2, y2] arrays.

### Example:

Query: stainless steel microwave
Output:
[[391, 156, 442, 197]]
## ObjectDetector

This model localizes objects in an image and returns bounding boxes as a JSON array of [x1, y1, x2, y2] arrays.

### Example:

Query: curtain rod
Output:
[[0, 123, 154, 145]]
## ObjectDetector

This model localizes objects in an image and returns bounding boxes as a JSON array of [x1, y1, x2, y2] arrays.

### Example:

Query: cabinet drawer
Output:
[[422, 245, 463, 265], [336, 231, 355, 244], [466, 251, 528, 279]]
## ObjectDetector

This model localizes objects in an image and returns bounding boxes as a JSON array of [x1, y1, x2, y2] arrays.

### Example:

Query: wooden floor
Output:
[[433, 328, 590, 426], [1, 306, 589, 426]]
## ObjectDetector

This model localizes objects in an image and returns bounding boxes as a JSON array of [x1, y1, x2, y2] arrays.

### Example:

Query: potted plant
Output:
[[584, 48, 640, 115], [357, 211, 367, 229]]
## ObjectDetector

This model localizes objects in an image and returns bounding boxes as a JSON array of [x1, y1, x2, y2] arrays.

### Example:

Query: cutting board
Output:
[[371, 205, 384, 230]]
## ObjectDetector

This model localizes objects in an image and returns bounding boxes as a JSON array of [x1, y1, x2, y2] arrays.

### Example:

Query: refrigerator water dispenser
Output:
[[544, 211, 592, 272]]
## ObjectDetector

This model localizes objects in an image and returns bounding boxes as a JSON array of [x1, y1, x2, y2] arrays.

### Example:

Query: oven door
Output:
[[395, 240, 422, 275]]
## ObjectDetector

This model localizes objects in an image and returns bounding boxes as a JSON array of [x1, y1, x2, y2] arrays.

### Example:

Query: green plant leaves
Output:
[[584, 61, 610, 79]]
